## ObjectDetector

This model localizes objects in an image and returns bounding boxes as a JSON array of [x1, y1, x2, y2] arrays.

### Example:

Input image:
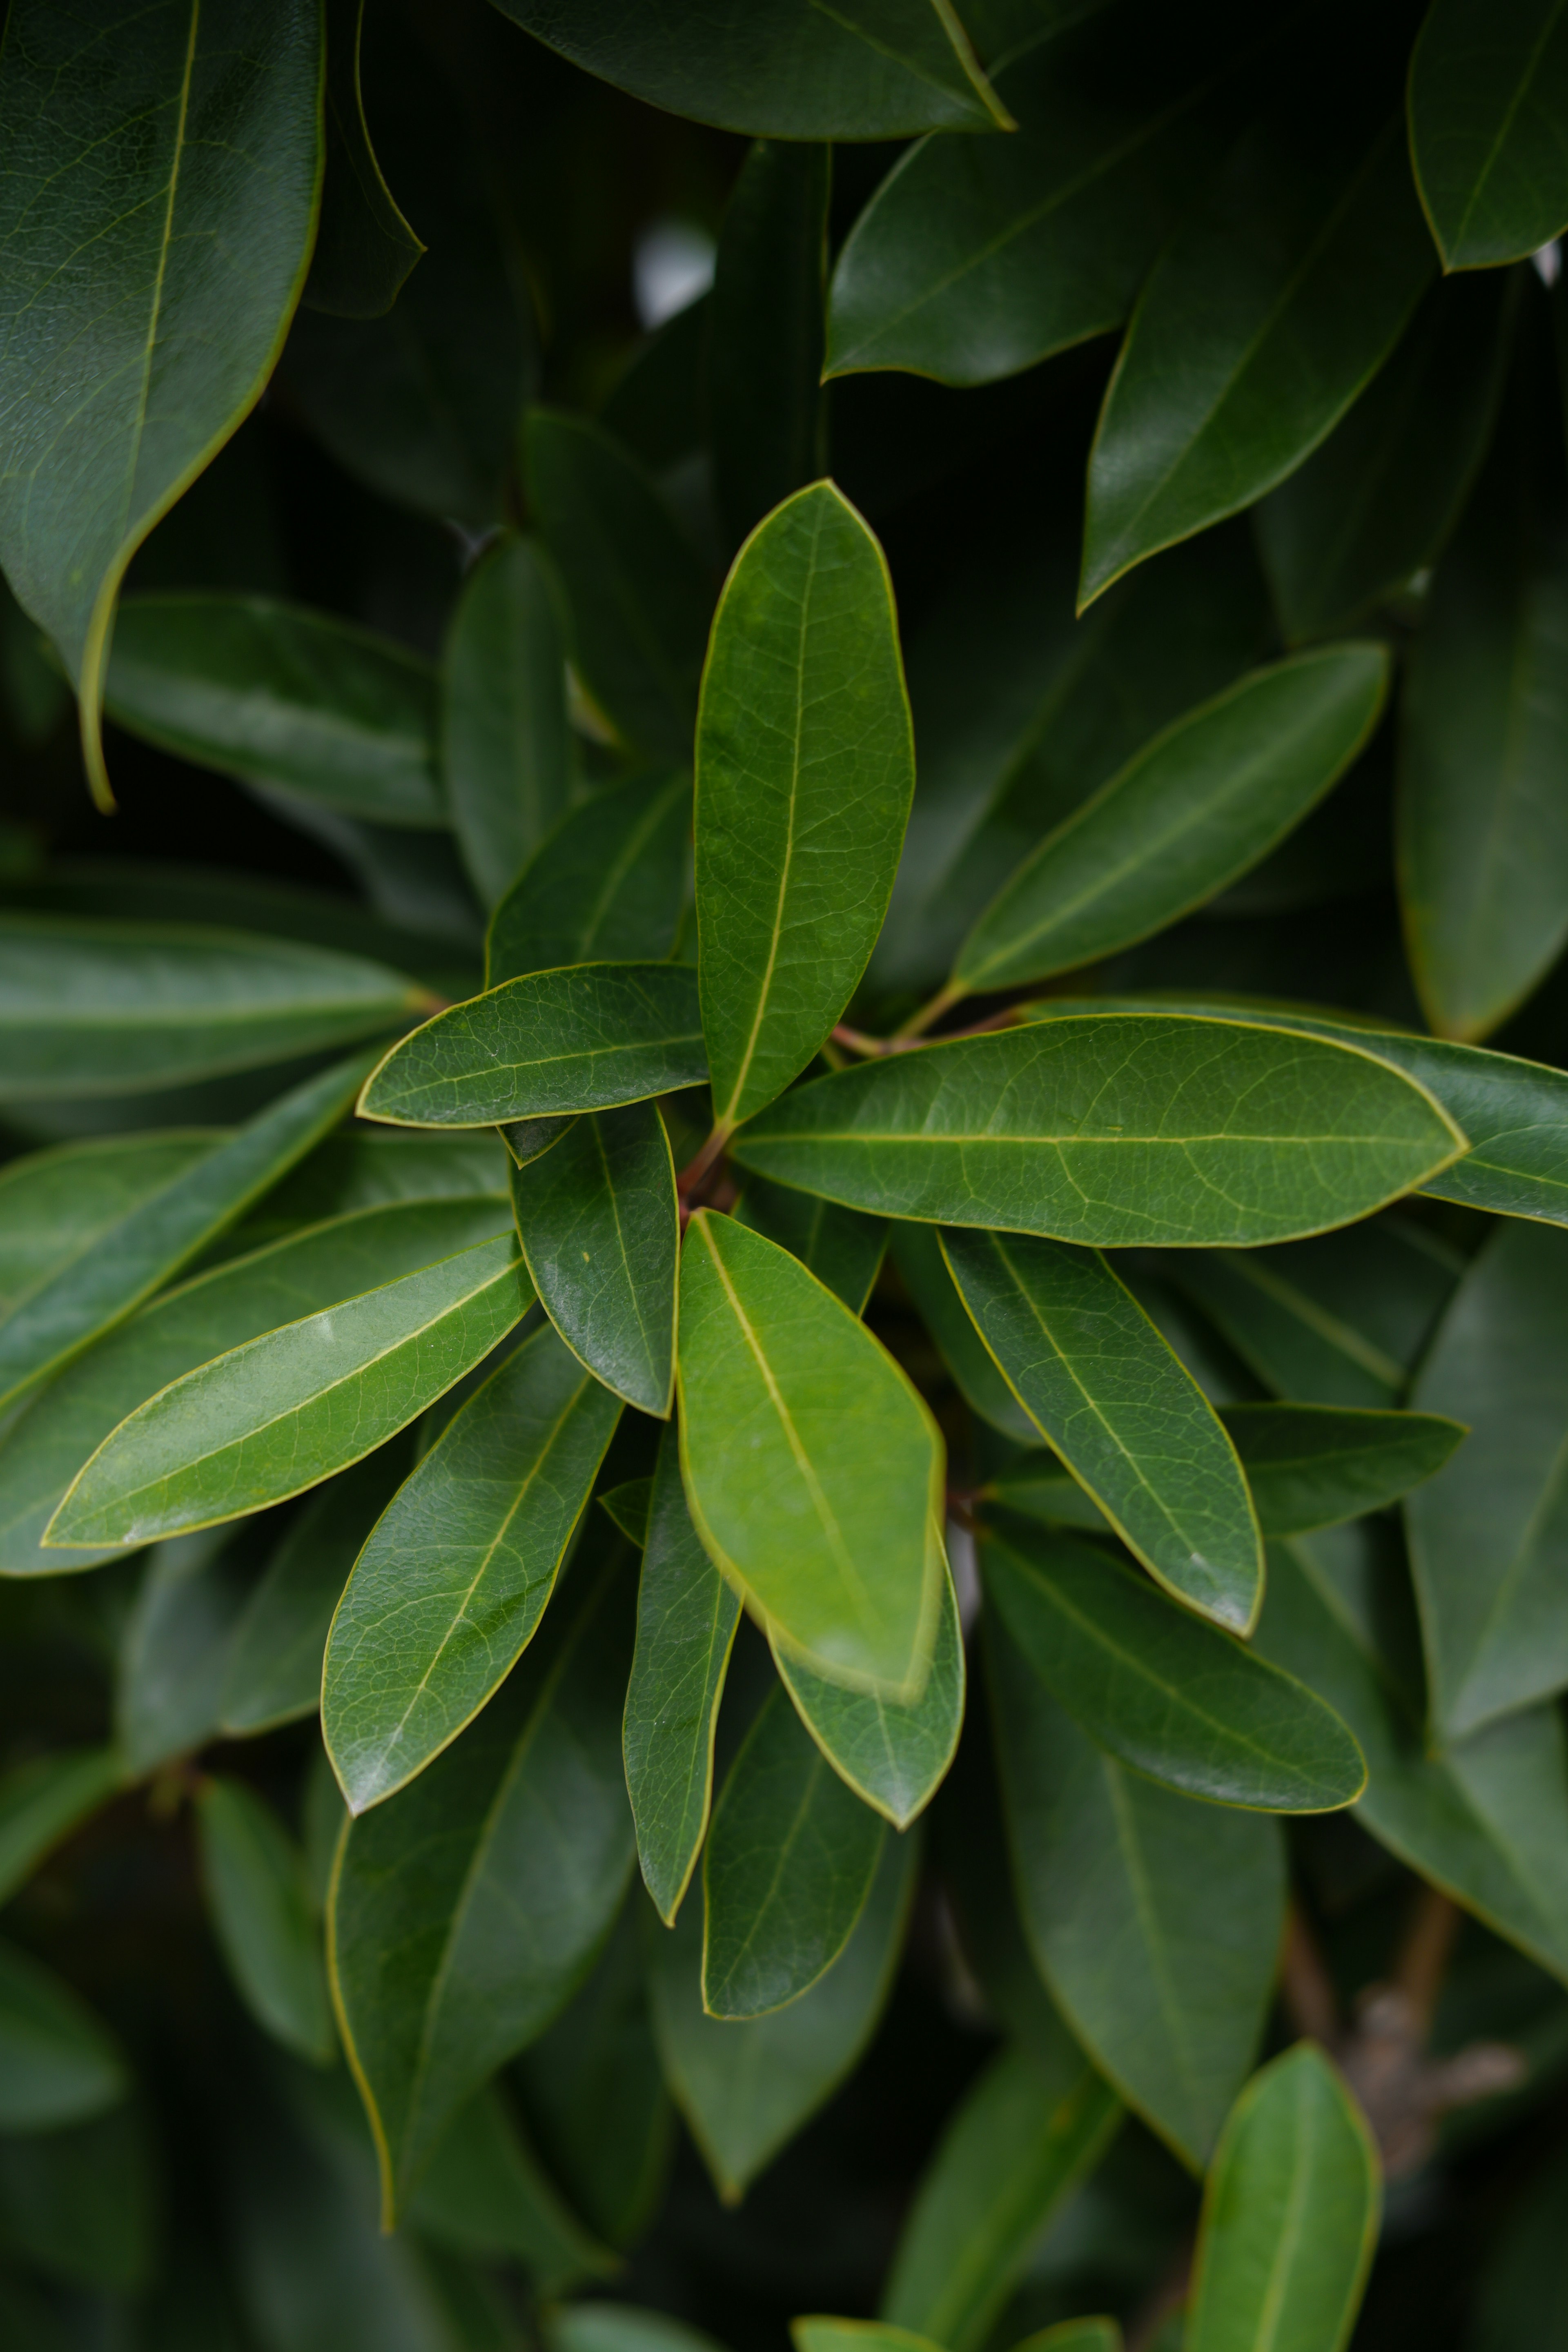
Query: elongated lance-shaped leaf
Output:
[[678, 1210, 944, 1700], [624, 1424, 741, 1924], [772, 1525, 963, 1829], [303, 0, 424, 320], [0, 1938, 129, 2132], [0, 0, 323, 809], [733, 1015, 1466, 1248], [698, 481, 914, 1133], [0, 1748, 122, 1908], [1409, 0, 1568, 270], [408, 2080, 616, 2289], [735, 1178, 886, 1314], [488, 768, 690, 987], [0, 1196, 513, 1577], [951, 647, 1388, 997], [1219, 1403, 1464, 1535], [796, 2325, 936, 2352], [702, 1681, 885, 2019], [0, 1051, 374, 1413], [0, 1131, 214, 1323], [600, 1477, 654, 1549], [330, 1547, 636, 2221], [196, 1775, 334, 2064], [1185, 2043, 1380, 2352], [241, 1125, 509, 1234], [0, 916, 430, 1102], [511, 1100, 678, 1416], [943, 1227, 1261, 1631], [890, 1223, 1037, 1444], [711, 141, 830, 548], [359, 963, 706, 1127], [324, 1319, 621, 1812], [443, 535, 573, 909], [983, 1525, 1365, 1813], [48, 1233, 532, 1551]]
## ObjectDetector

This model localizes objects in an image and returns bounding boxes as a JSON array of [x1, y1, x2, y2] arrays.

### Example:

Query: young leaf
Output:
[[303, 0, 424, 321], [442, 536, 573, 911], [329, 1550, 636, 2220], [359, 963, 706, 1127], [1185, 2044, 1379, 2352], [104, 595, 443, 828], [951, 648, 1389, 996], [116, 1529, 261, 1776], [624, 1425, 742, 1926], [511, 1099, 678, 1416], [324, 1321, 622, 1813], [987, 1610, 1285, 2166], [710, 141, 830, 546], [196, 1776, 334, 2064], [1409, 0, 1568, 269], [487, 768, 690, 987], [0, 916, 428, 1101], [0, 1940, 128, 2132], [647, 1820, 917, 2203], [48, 1232, 532, 1551], [943, 1227, 1262, 1631], [878, 2040, 1121, 2352], [733, 1015, 1466, 1248], [735, 1178, 886, 1315], [1218, 1403, 1465, 1535], [0, 1748, 122, 1908], [677, 1210, 944, 1699], [697, 481, 915, 1133], [0, 0, 322, 808], [889, 1223, 1038, 1445], [982, 1525, 1365, 1813]]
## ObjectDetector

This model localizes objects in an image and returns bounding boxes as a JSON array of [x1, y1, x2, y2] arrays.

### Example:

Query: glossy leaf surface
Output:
[[889, 1222, 1037, 1444], [1218, 1403, 1464, 1535], [487, 768, 691, 987], [735, 1178, 887, 1315], [1409, 0, 1568, 268], [0, 1942, 127, 2132], [443, 536, 572, 910], [0, 1131, 212, 1320], [196, 1776, 333, 2062]]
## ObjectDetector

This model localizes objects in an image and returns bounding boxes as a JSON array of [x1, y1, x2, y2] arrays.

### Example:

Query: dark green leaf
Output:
[[1007, 2330, 1118, 2352], [0, 1940, 127, 2130], [116, 1529, 260, 1775], [710, 143, 830, 546], [0, 1131, 212, 1320], [889, 1223, 1037, 1443], [550, 2309, 727, 2352], [196, 1775, 333, 2063], [303, 0, 424, 320], [443, 537, 574, 911], [501, 1116, 578, 1173], [698, 481, 914, 1132], [250, 1126, 510, 1227], [1218, 1403, 1465, 1535], [0, 2105, 154, 2294], [0, 1747, 122, 1907], [487, 768, 691, 987], [601, 1477, 654, 1548], [796, 2324, 935, 2352], [1409, 0, 1568, 269], [324, 1320, 621, 1812], [735, 1178, 886, 1314], [408, 2084, 615, 2290]]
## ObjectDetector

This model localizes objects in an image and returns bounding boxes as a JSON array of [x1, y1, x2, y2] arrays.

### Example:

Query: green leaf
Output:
[[1256, 273, 1515, 641], [0, 1131, 212, 1320], [359, 964, 706, 1127], [0, 1050, 374, 1412], [735, 1178, 886, 1314], [443, 537, 574, 911], [487, 0, 1009, 138], [550, 2310, 728, 2352], [710, 143, 830, 547], [796, 2324, 935, 2352], [698, 481, 914, 1132], [646, 1817, 917, 2202], [116, 1528, 261, 1775], [329, 1548, 635, 2219], [0, 1747, 122, 1907], [987, 1608, 1285, 2165], [220, 1441, 414, 1737], [409, 2084, 615, 2291], [0, 915, 428, 1102], [525, 410, 714, 762], [889, 1223, 1037, 1444], [1185, 2043, 1379, 2352], [1007, 2330, 1120, 2352], [702, 1681, 886, 2019], [983, 1524, 1365, 1812], [1409, 0, 1568, 269], [678, 1209, 944, 1699], [105, 595, 443, 828], [1079, 92, 1433, 607], [1407, 1217, 1568, 1740], [510, 1099, 678, 1415], [878, 2040, 1122, 2352], [0, 0, 322, 808], [303, 0, 424, 320], [624, 1425, 742, 1926], [1218, 1403, 1465, 1535], [487, 768, 691, 988], [323, 1320, 621, 1813], [951, 647, 1389, 996], [48, 1232, 532, 1550], [0, 1940, 127, 2131], [943, 1227, 1261, 1630], [733, 1014, 1466, 1247], [501, 1116, 577, 1173], [600, 1477, 654, 1548], [196, 1775, 334, 2064]]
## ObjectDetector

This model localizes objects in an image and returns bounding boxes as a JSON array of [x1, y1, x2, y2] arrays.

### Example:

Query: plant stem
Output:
[[893, 981, 966, 1040]]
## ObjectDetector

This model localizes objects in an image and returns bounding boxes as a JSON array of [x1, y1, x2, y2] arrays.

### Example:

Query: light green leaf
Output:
[[324, 1319, 621, 1813], [359, 963, 706, 1127], [550, 2308, 727, 2352], [702, 1681, 886, 2019], [796, 2324, 935, 2352], [487, 767, 691, 987], [710, 142, 830, 547], [105, 595, 443, 828], [889, 1223, 1037, 1443], [48, 1232, 532, 1551], [0, 1747, 122, 1908], [647, 1816, 917, 2202], [116, 1528, 260, 1775], [735, 1178, 886, 1315], [878, 2039, 1121, 2352], [677, 1210, 943, 1699], [951, 647, 1388, 996], [303, 0, 424, 320], [1185, 2043, 1379, 2352], [511, 1099, 677, 1415], [698, 481, 914, 1133], [0, 1940, 128, 2131], [624, 1424, 742, 1926], [197, 1775, 334, 2063], [1409, 0, 1568, 269], [329, 1549, 636, 2219], [443, 536, 573, 911], [0, 915, 428, 1102], [408, 2082, 615, 2291], [944, 1227, 1261, 1630], [733, 1014, 1466, 1247], [0, 0, 323, 808], [1218, 1403, 1465, 1535]]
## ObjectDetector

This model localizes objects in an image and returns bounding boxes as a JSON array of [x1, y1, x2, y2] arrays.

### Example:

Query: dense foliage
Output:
[[2, 0, 1568, 2344]]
